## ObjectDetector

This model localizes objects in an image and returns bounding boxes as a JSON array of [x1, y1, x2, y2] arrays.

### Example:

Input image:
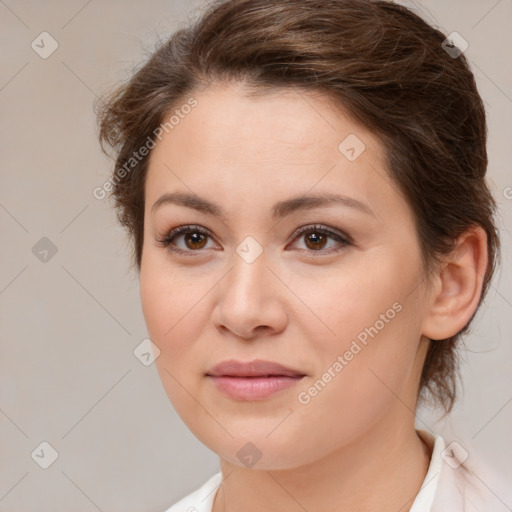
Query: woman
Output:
[[96, 0, 502, 510]]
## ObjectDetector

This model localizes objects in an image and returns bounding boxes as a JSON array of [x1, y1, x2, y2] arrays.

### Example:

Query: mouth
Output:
[[205, 359, 306, 400]]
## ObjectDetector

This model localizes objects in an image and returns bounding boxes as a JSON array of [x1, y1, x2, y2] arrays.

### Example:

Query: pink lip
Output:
[[206, 359, 306, 401]]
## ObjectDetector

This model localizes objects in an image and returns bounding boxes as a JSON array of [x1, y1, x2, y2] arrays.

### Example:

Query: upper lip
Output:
[[206, 359, 306, 378]]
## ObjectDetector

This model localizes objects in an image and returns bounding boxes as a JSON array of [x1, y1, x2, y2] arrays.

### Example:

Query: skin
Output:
[[139, 82, 488, 511]]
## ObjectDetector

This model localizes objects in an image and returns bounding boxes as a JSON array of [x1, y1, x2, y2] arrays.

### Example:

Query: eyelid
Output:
[[288, 223, 353, 246], [156, 223, 352, 254], [155, 224, 221, 253]]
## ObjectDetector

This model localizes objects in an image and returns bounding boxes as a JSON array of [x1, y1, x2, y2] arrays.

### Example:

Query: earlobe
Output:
[[421, 226, 488, 341]]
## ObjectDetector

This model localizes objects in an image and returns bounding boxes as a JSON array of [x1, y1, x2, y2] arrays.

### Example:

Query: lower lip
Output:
[[207, 375, 304, 400]]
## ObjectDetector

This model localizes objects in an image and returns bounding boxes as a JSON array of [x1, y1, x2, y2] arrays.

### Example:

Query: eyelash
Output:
[[156, 223, 352, 256]]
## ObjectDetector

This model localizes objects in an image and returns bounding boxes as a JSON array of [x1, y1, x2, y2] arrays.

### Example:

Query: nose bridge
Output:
[[226, 244, 271, 309], [213, 242, 286, 337]]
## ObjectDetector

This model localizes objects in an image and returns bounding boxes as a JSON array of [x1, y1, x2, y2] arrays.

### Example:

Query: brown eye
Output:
[[303, 231, 328, 250], [183, 231, 208, 250], [290, 224, 351, 254], [156, 225, 218, 253]]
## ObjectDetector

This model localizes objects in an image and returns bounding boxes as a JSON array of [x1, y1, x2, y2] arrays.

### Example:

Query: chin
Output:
[[188, 424, 318, 471]]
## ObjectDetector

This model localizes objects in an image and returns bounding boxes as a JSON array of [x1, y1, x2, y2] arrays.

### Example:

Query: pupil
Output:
[[306, 232, 326, 250], [187, 232, 206, 249]]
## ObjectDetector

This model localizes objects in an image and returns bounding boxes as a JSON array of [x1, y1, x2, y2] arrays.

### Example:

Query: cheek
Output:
[[139, 259, 168, 342], [289, 252, 411, 350], [140, 259, 211, 423], [139, 252, 217, 378], [292, 250, 425, 401], [140, 251, 200, 342]]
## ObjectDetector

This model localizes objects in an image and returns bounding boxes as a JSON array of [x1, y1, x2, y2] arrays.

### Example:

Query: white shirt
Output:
[[164, 429, 508, 511]]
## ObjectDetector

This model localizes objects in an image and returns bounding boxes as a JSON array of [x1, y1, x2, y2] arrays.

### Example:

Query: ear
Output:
[[421, 226, 488, 341]]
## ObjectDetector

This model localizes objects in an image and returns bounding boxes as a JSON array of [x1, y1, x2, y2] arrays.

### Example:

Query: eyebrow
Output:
[[151, 191, 375, 220]]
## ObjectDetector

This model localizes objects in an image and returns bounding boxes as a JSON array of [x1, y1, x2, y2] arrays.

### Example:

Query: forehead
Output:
[[163, 83, 383, 157], [145, 83, 400, 219]]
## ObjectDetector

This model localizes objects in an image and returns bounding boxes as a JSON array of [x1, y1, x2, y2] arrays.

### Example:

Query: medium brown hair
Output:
[[96, 0, 500, 413]]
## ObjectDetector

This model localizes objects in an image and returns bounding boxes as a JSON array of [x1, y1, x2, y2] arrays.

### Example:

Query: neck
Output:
[[212, 419, 432, 512]]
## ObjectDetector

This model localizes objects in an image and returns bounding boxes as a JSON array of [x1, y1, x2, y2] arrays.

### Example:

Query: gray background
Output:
[[0, 0, 511, 510]]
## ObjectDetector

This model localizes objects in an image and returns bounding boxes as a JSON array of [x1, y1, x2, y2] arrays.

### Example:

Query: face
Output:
[[140, 82, 432, 470]]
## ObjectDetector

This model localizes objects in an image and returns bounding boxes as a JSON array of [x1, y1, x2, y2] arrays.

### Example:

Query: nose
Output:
[[211, 248, 288, 340]]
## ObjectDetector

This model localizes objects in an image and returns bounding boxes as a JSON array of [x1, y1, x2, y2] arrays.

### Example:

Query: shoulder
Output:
[[430, 435, 510, 512], [162, 472, 223, 512]]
